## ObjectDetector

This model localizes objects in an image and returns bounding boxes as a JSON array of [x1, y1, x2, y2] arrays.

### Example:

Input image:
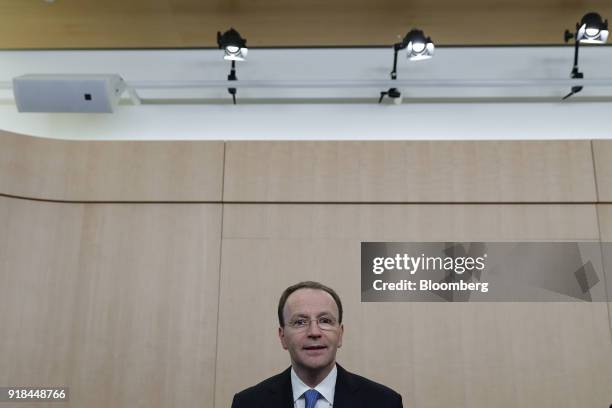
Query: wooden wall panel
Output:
[[593, 140, 612, 202], [0, 197, 84, 408], [1, 1, 612, 47], [224, 141, 596, 203], [1, 137, 609, 408], [0, 196, 222, 408], [216, 204, 612, 408], [0, 130, 224, 202]]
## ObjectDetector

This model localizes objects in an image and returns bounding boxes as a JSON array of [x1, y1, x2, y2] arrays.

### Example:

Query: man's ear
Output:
[[278, 326, 288, 350], [338, 324, 344, 348]]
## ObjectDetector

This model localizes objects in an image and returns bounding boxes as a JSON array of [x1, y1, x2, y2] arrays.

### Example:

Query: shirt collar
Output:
[[291, 364, 337, 405]]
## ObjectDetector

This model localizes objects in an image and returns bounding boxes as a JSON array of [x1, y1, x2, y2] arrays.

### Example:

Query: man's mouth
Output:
[[303, 345, 327, 350]]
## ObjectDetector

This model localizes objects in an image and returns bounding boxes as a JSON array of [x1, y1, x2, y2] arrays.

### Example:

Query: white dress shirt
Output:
[[291, 364, 337, 408]]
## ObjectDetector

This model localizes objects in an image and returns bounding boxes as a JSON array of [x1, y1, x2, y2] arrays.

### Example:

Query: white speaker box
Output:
[[13, 74, 127, 113]]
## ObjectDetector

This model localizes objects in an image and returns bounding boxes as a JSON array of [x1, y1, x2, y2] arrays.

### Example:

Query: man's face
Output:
[[278, 288, 344, 374]]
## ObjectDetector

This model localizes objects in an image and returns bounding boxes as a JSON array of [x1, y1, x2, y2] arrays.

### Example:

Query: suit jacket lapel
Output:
[[264, 367, 294, 408], [333, 364, 359, 408]]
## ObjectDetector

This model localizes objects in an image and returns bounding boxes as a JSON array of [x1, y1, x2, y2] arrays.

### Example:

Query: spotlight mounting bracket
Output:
[[563, 27, 583, 100], [227, 60, 237, 105], [379, 29, 433, 104], [562, 12, 608, 100], [378, 87, 401, 103]]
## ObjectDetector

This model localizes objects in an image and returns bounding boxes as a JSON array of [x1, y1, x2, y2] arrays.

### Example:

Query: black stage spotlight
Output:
[[379, 29, 434, 103], [403, 29, 435, 61], [217, 28, 248, 104], [563, 12, 608, 100], [217, 28, 248, 61], [570, 12, 609, 44]]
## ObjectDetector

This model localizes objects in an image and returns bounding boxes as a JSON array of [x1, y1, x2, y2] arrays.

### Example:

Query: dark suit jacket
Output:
[[231, 364, 403, 408]]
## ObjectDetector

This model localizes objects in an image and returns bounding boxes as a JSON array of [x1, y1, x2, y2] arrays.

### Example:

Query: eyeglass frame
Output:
[[285, 316, 340, 331]]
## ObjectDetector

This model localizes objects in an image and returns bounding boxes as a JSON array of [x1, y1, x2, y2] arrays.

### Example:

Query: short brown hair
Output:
[[278, 281, 343, 327]]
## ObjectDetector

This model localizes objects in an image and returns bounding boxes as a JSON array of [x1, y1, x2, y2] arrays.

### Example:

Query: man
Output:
[[231, 281, 403, 408]]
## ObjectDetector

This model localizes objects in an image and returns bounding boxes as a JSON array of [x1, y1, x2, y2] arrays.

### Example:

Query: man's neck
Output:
[[292, 362, 335, 388]]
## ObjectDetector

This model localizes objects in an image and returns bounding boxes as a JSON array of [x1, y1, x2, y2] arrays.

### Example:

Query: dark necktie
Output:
[[304, 389, 321, 408]]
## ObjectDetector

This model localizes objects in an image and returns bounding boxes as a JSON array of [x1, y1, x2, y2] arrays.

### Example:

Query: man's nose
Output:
[[306, 320, 322, 336]]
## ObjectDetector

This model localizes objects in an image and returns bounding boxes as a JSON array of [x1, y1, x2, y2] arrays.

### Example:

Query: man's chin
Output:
[[297, 355, 335, 371]]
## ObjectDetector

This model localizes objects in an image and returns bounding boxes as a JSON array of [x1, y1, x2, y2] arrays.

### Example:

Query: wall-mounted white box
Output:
[[13, 74, 126, 113]]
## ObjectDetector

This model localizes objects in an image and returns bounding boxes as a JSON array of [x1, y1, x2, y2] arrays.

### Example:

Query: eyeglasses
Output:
[[287, 316, 338, 331]]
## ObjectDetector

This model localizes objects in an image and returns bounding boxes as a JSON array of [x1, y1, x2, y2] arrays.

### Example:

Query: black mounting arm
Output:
[[227, 60, 237, 105], [562, 29, 584, 100], [379, 42, 404, 103]]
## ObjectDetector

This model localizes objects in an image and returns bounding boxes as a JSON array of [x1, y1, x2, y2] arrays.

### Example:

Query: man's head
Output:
[[277, 282, 344, 377]]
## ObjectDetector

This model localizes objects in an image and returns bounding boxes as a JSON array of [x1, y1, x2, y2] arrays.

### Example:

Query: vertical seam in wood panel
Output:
[[591, 140, 601, 204], [590, 140, 612, 345], [212, 142, 227, 408]]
